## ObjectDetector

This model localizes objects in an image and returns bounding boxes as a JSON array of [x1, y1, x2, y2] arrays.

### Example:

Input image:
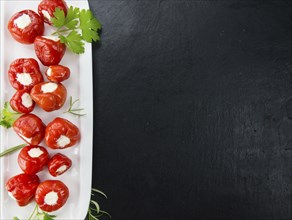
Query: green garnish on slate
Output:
[[0, 102, 21, 129], [51, 6, 101, 54], [88, 188, 112, 220]]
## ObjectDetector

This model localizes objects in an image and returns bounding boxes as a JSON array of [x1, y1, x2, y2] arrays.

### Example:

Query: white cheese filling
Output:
[[28, 147, 43, 158], [44, 191, 58, 206], [16, 73, 32, 86], [42, 10, 51, 21], [57, 135, 71, 148], [56, 165, 67, 174], [46, 67, 52, 76], [18, 133, 32, 144], [14, 14, 31, 29], [42, 35, 60, 42], [8, 192, 16, 201], [41, 82, 58, 93], [21, 93, 33, 108]]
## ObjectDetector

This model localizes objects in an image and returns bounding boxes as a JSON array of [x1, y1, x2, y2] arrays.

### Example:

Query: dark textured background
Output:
[[89, 0, 292, 219]]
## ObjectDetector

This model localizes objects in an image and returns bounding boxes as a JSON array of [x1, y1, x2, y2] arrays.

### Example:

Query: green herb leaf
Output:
[[51, 8, 66, 28], [51, 6, 101, 54], [79, 9, 101, 42], [14, 204, 57, 220], [13, 217, 20, 220], [0, 144, 26, 158], [88, 188, 111, 219], [41, 212, 56, 220], [36, 213, 46, 220], [90, 200, 100, 213], [0, 102, 21, 128], [27, 204, 38, 220], [64, 96, 86, 116], [65, 6, 80, 29], [99, 210, 112, 218], [88, 213, 99, 220], [92, 188, 108, 199], [62, 30, 85, 54]]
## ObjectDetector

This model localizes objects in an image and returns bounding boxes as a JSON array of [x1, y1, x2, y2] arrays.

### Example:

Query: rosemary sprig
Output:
[[64, 96, 86, 116], [88, 188, 111, 220], [0, 144, 26, 158], [92, 188, 108, 199]]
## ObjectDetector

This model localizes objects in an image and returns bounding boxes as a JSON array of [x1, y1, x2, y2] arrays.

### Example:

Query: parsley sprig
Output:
[[51, 6, 101, 54], [0, 102, 21, 129], [13, 204, 56, 220]]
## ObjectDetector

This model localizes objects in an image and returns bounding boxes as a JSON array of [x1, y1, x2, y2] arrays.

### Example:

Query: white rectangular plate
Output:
[[0, 1, 93, 219]]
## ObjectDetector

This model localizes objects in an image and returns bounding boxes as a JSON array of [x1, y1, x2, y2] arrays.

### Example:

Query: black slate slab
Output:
[[89, 0, 292, 219]]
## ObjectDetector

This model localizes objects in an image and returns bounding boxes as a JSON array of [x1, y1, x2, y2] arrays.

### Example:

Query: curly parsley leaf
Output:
[[0, 102, 21, 128]]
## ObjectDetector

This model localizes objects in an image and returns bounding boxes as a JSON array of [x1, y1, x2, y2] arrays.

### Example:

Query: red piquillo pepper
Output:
[[10, 89, 35, 113], [38, 0, 68, 25], [30, 82, 67, 112], [8, 58, 43, 91], [45, 65, 70, 83], [18, 145, 49, 175], [6, 173, 40, 206], [34, 36, 66, 66], [13, 113, 46, 146], [45, 117, 80, 149], [35, 180, 69, 212], [8, 10, 44, 44], [48, 153, 72, 177]]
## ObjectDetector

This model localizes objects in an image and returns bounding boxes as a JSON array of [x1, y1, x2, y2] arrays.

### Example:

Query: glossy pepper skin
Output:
[[48, 153, 72, 176], [10, 90, 35, 113], [13, 114, 46, 146], [30, 82, 67, 112], [6, 173, 40, 206], [35, 180, 69, 212], [38, 0, 68, 25], [8, 58, 44, 91], [45, 117, 80, 149], [18, 145, 49, 175], [45, 65, 70, 83], [34, 36, 66, 66], [8, 10, 44, 44]]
